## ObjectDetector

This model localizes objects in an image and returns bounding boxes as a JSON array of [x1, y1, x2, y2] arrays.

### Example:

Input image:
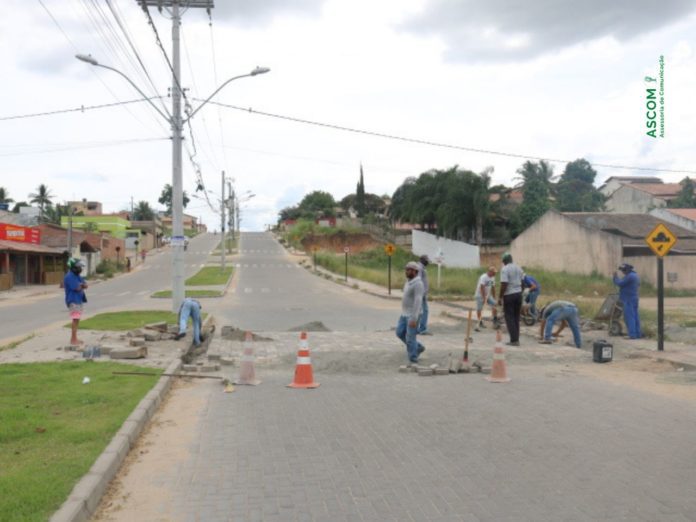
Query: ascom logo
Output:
[[646, 88, 658, 138]]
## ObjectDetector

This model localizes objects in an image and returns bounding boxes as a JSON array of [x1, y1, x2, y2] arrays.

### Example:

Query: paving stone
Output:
[[109, 346, 147, 359], [129, 337, 146, 347]]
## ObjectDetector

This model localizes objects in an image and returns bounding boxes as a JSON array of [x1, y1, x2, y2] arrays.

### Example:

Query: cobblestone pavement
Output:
[[99, 329, 696, 522]]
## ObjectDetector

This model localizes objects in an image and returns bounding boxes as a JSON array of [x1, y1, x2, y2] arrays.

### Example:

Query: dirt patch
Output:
[[92, 377, 208, 521], [220, 325, 274, 342], [287, 321, 332, 332], [302, 232, 378, 254]]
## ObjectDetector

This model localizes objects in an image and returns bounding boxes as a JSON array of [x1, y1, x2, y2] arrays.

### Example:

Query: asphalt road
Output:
[[206, 232, 398, 332], [0, 233, 220, 341]]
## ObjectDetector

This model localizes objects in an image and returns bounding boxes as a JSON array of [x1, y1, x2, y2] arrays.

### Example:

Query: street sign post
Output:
[[343, 246, 349, 282], [645, 223, 677, 351], [384, 243, 395, 295]]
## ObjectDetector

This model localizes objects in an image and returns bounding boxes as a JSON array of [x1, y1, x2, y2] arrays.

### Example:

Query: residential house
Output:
[[605, 183, 683, 214], [599, 176, 663, 197], [0, 222, 63, 288], [511, 210, 696, 289], [68, 200, 103, 216], [649, 208, 696, 233]]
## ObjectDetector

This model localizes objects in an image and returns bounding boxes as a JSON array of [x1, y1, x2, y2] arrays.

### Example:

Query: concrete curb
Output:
[[50, 357, 182, 522]]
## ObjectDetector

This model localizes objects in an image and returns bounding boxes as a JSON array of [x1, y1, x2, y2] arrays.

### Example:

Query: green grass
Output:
[[76, 311, 179, 331], [0, 361, 161, 521], [213, 237, 238, 253], [185, 266, 233, 286], [151, 289, 223, 298]]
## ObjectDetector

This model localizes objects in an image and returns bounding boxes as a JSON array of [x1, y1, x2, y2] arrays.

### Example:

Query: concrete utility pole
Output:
[[220, 171, 226, 272], [75, 1, 268, 311]]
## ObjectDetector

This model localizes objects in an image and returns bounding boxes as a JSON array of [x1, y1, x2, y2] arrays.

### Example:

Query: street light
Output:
[[75, 52, 270, 311]]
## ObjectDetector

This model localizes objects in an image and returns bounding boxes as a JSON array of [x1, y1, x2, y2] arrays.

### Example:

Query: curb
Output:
[[49, 357, 182, 522]]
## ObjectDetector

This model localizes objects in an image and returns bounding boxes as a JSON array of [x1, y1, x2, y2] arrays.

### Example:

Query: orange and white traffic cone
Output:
[[235, 331, 261, 385], [287, 331, 320, 389], [486, 330, 511, 383]]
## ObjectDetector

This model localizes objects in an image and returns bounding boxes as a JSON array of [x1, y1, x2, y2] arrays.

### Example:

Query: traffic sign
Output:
[[384, 243, 395, 256], [343, 246, 350, 254], [311, 245, 319, 253], [645, 223, 677, 257]]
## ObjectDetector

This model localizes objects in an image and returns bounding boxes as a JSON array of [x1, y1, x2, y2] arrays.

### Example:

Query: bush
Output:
[[94, 259, 124, 279]]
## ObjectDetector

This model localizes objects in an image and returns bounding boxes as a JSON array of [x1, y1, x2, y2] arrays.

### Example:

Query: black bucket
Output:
[[593, 340, 613, 363]]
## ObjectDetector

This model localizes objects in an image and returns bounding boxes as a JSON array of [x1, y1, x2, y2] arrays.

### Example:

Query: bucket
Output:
[[592, 340, 613, 363]]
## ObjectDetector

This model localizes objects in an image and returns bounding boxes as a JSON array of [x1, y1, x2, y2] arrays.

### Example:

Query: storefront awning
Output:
[[0, 240, 64, 254]]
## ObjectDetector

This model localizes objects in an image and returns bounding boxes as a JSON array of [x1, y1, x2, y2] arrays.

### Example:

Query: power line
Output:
[[0, 137, 168, 157], [200, 100, 696, 176], [0, 97, 164, 122]]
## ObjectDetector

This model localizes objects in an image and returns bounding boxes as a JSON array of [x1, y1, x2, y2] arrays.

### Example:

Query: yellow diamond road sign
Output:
[[645, 223, 677, 257], [384, 243, 395, 256]]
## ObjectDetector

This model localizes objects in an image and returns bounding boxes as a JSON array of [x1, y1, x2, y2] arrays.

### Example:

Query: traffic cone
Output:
[[486, 330, 511, 383], [234, 331, 261, 385], [287, 331, 320, 389]]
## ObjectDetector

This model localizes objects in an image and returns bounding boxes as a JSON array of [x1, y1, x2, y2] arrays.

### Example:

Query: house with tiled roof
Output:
[[650, 208, 696, 233], [605, 183, 684, 213], [511, 210, 696, 289]]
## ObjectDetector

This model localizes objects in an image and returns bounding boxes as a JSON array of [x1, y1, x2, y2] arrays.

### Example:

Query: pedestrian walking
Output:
[[497, 252, 524, 346], [141, 250, 147, 262], [474, 266, 498, 331], [417, 255, 431, 334], [63, 258, 88, 346], [538, 300, 582, 348], [522, 272, 541, 317], [613, 263, 642, 339], [396, 261, 425, 365], [176, 298, 202, 345]]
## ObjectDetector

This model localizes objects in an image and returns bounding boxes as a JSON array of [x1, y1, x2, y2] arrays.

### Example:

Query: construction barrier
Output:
[[486, 330, 510, 383], [234, 331, 261, 385], [287, 331, 320, 389]]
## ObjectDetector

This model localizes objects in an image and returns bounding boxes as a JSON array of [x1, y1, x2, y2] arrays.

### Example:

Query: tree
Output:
[[668, 177, 696, 208], [512, 160, 554, 234], [132, 201, 156, 221], [355, 164, 366, 217], [0, 187, 13, 205], [29, 183, 53, 222], [297, 190, 336, 218], [278, 206, 301, 221], [44, 204, 69, 225], [84, 222, 99, 232], [555, 159, 605, 212], [158, 184, 190, 216], [471, 167, 493, 245]]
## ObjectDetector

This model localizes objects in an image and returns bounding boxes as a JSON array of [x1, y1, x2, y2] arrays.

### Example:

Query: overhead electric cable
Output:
[[0, 137, 168, 157], [201, 100, 696, 176], [0, 97, 164, 122]]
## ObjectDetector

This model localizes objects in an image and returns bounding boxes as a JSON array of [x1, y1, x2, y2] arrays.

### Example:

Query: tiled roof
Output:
[[625, 183, 683, 197], [0, 240, 64, 254], [665, 208, 696, 221]]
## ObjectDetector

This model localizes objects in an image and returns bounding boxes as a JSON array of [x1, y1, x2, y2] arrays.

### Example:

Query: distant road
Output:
[[0, 233, 219, 342]]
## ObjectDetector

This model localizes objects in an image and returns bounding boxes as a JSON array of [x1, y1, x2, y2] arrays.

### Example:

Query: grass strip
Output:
[[151, 289, 223, 298], [0, 333, 35, 353], [0, 362, 161, 521], [185, 266, 233, 286]]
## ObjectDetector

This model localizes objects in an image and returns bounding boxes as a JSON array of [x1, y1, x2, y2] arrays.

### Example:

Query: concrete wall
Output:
[[649, 208, 696, 233], [606, 185, 665, 214], [411, 230, 480, 268], [510, 211, 623, 275], [626, 255, 696, 290]]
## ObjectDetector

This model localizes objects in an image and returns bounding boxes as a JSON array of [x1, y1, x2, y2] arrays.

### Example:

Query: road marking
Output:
[[244, 288, 253, 293], [117, 291, 131, 296], [137, 290, 149, 295]]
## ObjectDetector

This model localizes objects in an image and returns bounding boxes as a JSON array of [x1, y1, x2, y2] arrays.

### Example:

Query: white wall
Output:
[[649, 208, 696, 233], [411, 230, 480, 268]]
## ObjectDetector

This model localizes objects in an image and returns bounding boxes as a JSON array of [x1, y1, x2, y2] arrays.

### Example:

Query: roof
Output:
[[602, 176, 662, 185], [624, 183, 683, 198], [0, 240, 64, 254], [663, 208, 696, 221], [562, 212, 696, 252]]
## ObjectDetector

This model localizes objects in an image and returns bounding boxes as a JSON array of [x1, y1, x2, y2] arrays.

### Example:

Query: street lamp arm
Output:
[[185, 67, 270, 122], [75, 55, 171, 122]]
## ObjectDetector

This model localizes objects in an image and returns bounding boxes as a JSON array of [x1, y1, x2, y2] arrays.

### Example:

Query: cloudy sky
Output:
[[2, 0, 695, 230]]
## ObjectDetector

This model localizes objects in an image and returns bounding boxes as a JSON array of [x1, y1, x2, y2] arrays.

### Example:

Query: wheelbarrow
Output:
[[594, 293, 624, 336]]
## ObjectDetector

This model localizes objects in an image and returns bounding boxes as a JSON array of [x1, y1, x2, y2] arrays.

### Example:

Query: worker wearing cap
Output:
[[417, 255, 431, 334], [64, 258, 88, 346], [613, 263, 641, 339], [498, 252, 524, 346], [396, 261, 425, 365]]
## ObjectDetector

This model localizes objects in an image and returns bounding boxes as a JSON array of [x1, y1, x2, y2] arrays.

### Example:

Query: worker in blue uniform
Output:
[[613, 263, 641, 339]]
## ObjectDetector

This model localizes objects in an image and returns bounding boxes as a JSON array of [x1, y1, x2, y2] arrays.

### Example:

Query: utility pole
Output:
[[228, 183, 235, 242], [220, 171, 226, 272], [67, 203, 74, 257], [130, 196, 134, 216], [137, 0, 214, 312]]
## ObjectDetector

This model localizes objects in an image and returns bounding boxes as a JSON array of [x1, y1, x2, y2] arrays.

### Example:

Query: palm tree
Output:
[[0, 187, 13, 206], [29, 184, 54, 222]]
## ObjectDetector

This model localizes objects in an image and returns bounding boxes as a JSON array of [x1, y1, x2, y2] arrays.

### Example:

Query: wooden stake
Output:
[[463, 310, 472, 362]]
